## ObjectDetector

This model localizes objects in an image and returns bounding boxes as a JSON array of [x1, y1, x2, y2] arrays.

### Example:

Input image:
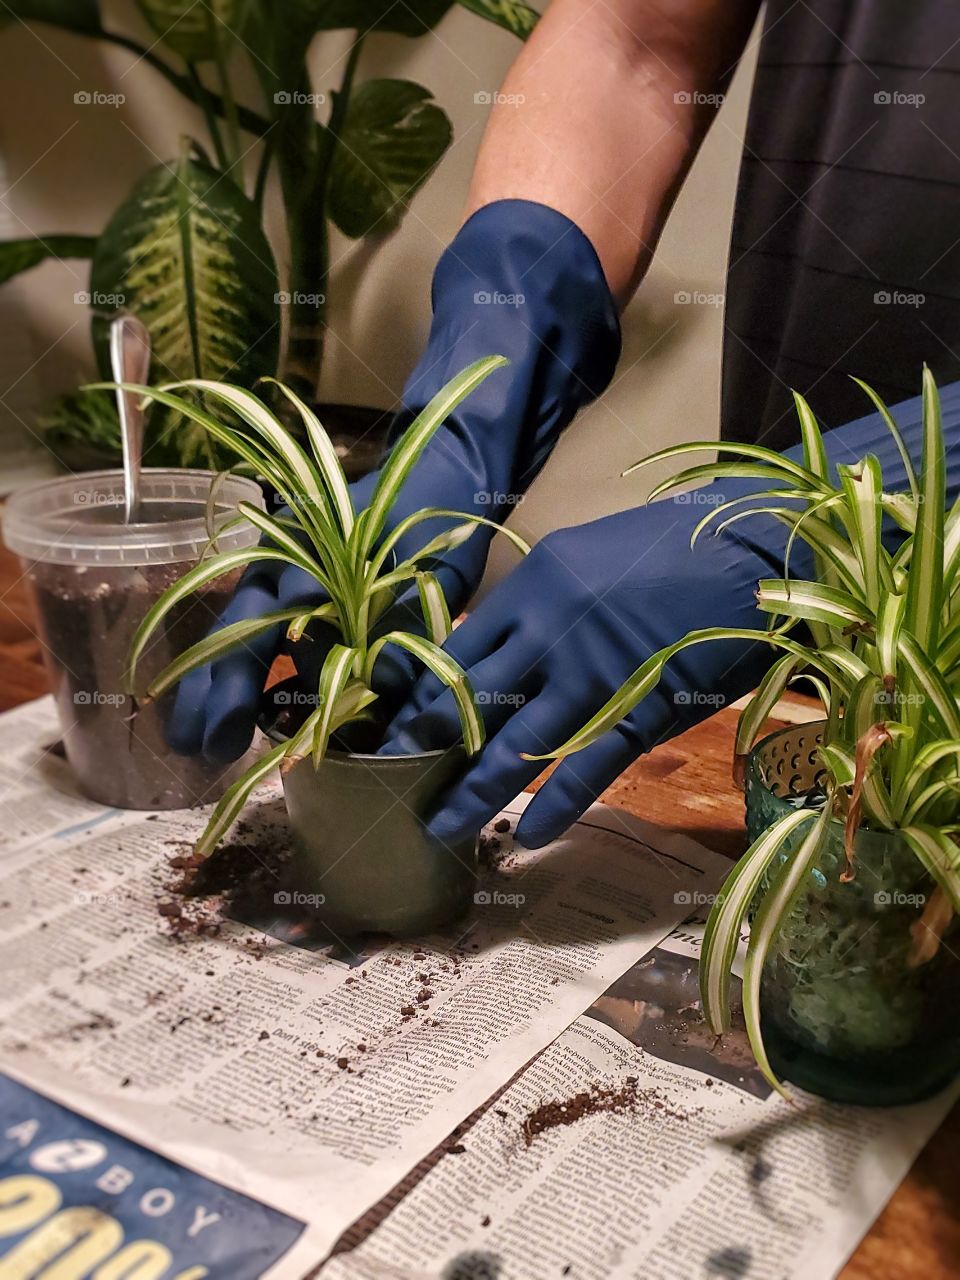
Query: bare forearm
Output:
[[465, 0, 760, 305]]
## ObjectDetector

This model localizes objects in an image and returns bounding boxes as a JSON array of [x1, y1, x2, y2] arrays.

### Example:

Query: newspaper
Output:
[[0, 697, 728, 1278], [322, 920, 958, 1280]]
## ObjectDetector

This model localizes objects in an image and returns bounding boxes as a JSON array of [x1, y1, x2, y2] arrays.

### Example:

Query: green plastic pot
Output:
[[271, 733, 478, 938], [744, 721, 960, 1105]]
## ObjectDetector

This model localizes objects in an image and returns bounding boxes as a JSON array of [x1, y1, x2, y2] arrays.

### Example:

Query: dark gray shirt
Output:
[[722, 0, 960, 448]]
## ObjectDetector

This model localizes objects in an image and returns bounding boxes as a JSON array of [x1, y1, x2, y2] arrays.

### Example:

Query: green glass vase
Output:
[[744, 722, 960, 1105]]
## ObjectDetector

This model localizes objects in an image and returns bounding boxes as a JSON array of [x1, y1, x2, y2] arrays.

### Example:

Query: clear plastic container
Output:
[[3, 470, 264, 810]]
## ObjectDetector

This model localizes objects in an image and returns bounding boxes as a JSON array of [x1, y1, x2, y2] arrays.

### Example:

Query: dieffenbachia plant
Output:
[[112, 353, 527, 857], [0, 0, 538, 464], [526, 368, 960, 1095]]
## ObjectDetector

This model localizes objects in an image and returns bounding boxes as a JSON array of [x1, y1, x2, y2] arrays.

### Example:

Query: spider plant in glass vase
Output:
[[531, 369, 960, 1104], [118, 354, 527, 937]]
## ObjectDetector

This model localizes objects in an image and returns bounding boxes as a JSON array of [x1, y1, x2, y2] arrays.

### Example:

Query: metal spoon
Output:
[[109, 314, 152, 524]]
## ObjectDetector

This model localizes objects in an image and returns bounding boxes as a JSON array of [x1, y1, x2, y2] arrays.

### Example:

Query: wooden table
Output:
[[1, 543, 957, 1278]]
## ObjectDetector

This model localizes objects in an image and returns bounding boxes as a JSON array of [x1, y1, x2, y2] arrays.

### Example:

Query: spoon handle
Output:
[[110, 314, 152, 524]]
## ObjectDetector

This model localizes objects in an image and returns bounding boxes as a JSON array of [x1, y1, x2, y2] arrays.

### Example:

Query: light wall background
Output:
[[0, 2, 760, 585]]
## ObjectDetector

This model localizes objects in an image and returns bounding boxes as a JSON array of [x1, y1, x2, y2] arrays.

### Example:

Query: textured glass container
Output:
[[744, 722, 960, 1104]]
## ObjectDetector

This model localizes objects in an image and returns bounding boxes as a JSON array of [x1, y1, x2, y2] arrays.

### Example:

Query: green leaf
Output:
[[734, 653, 803, 760], [312, 645, 361, 765], [904, 367, 945, 656], [876, 591, 906, 685], [837, 456, 886, 609], [455, 0, 538, 37], [792, 390, 829, 480], [135, 0, 246, 61], [368, 506, 530, 582], [147, 606, 311, 699], [261, 379, 354, 537], [0, 0, 100, 34], [851, 376, 919, 502], [897, 631, 960, 738], [700, 807, 819, 1036], [626, 440, 822, 488], [755, 579, 873, 631], [90, 154, 280, 463], [742, 802, 833, 1097], [126, 547, 303, 692], [39, 387, 120, 463], [416, 571, 452, 645], [359, 355, 507, 560], [0, 235, 97, 286], [328, 79, 452, 239], [287, 0, 452, 35], [900, 825, 960, 916], [523, 627, 786, 761], [366, 631, 484, 754]]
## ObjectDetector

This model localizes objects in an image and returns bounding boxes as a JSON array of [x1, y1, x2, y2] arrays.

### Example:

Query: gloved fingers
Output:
[[514, 726, 645, 849], [385, 606, 515, 740], [168, 579, 281, 757], [383, 628, 531, 755], [423, 694, 566, 846], [200, 620, 284, 764]]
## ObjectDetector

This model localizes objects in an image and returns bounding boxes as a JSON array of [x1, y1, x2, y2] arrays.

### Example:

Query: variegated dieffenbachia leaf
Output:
[[135, 0, 247, 61], [328, 80, 451, 239], [90, 153, 279, 465], [456, 0, 538, 38]]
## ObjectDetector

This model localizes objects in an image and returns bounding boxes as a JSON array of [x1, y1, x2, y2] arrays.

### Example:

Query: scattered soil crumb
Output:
[[120, 1077, 131, 1088], [416, 988, 433, 1004], [445, 1143, 466, 1155], [522, 1078, 696, 1145], [400, 1005, 416, 1017], [356, 1043, 367, 1052], [494, 818, 511, 833], [481, 1215, 491, 1227], [259, 1031, 270, 1041], [413, 951, 427, 961], [336, 1057, 350, 1070]]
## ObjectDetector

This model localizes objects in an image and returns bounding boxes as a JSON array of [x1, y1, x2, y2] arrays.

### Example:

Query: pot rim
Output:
[[261, 716, 460, 766]]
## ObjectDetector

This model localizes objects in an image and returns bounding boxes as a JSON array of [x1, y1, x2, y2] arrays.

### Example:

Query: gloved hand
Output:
[[169, 199, 621, 763], [383, 380, 960, 849]]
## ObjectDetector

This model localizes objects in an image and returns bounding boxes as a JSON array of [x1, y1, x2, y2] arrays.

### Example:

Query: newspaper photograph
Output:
[[0, 698, 729, 1277]]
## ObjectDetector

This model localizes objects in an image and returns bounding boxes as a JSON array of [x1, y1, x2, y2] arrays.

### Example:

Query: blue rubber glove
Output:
[[383, 381, 960, 850], [169, 200, 620, 763]]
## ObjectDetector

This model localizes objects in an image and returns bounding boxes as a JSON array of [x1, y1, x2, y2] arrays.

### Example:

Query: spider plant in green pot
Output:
[[118, 354, 528, 937], [529, 369, 960, 1103]]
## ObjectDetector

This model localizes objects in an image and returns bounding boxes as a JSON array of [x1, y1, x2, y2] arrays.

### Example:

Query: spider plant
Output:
[[526, 367, 960, 1095], [108, 353, 527, 860]]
